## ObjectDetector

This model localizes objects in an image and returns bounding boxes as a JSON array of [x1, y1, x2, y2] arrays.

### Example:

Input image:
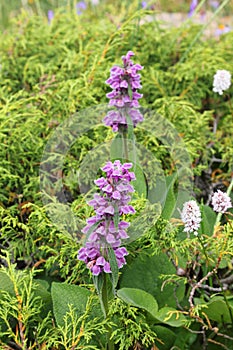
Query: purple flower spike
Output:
[[77, 160, 136, 276], [188, 0, 198, 17], [103, 51, 143, 132], [47, 10, 54, 24], [76, 1, 87, 15], [141, 1, 147, 9]]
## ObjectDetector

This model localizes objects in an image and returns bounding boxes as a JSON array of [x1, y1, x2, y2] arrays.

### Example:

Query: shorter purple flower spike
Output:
[[104, 51, 144, 132], [211, 190, 232, 213]]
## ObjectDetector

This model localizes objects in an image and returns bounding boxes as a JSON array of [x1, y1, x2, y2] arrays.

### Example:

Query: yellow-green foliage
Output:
[[0, 3, 233, 349]]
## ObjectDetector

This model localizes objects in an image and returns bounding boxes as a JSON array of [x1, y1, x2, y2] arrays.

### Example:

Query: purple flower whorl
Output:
[[103, 51, 144, 132]]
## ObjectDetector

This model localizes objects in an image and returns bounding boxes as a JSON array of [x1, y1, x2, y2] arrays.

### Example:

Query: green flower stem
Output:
[[122, 130, 129, 161], [215, 176, 233, 226], [101, 274, 115, 350]]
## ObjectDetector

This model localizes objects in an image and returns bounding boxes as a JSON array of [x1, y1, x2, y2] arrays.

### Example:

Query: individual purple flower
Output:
[[180, 200, 202, 236], [141, 1, 147, 8], [78, 242, 111, 275], [47, 10, 54, 24], [78, 160, 136, 276], [76, 1, 87, 15], [211, 190, 232, 213], [188, 0, 198, 17], [103, 51, 143, 132]]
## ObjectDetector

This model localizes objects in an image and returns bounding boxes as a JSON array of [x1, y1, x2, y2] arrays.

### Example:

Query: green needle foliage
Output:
[[0, 1, 233, 349]]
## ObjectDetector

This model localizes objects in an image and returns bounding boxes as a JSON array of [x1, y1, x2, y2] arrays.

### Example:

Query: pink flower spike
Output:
[[180, 200, 202, 236], [211, 190, 232, 213]]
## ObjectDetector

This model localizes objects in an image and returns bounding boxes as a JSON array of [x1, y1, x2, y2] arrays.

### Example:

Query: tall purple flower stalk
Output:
[[78, 160, 136, 276], [188, 0, 198, 17], [47, 10, 54, 24], [76, 1, 87, 15], [103, 51, 144, 132]]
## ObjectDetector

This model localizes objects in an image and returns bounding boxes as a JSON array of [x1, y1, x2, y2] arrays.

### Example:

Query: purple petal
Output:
[[120, 80, 128, 88], [112, 190, 121, 200], [104, 205, 115, 215], [103, 262, 111, 273], [106, 234, 116, 244], [96, 256, 106, 266], [92, 265, 101, 275]]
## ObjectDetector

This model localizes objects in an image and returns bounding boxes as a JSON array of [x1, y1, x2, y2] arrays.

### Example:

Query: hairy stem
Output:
[[101, 274, 114, 350]]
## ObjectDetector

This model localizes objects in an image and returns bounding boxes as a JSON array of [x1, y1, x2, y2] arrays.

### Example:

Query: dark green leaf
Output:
[[132, 163, 147, 198], [203, 297, 233, 324], [51, 282, 91, 326], [154, 306, 186, 327], [117, 287, 158, 316], [0, 271, 14, 295], [201, 204, 216, 236], [120, 253, 185, 308], [153, 325, 176, 350], [161, 173, 177, 220]]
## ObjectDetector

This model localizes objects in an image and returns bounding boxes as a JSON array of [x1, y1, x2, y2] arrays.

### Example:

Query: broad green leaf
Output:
[[153, 325, 176, 349], [132, 163, 147, 198], [204, 297, 233, 324], [34, 279, 53, 318], [201, 204, 216, 236], [119, 253, 185, 308], [161, 173, 177, 220], [0, 271, 14, 295], [117, 287, 158, 316], [155, 306, 186, 327], [173, 327, 198, 348], [0, 270, 15, 332], [51, 282, 91, 326]]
